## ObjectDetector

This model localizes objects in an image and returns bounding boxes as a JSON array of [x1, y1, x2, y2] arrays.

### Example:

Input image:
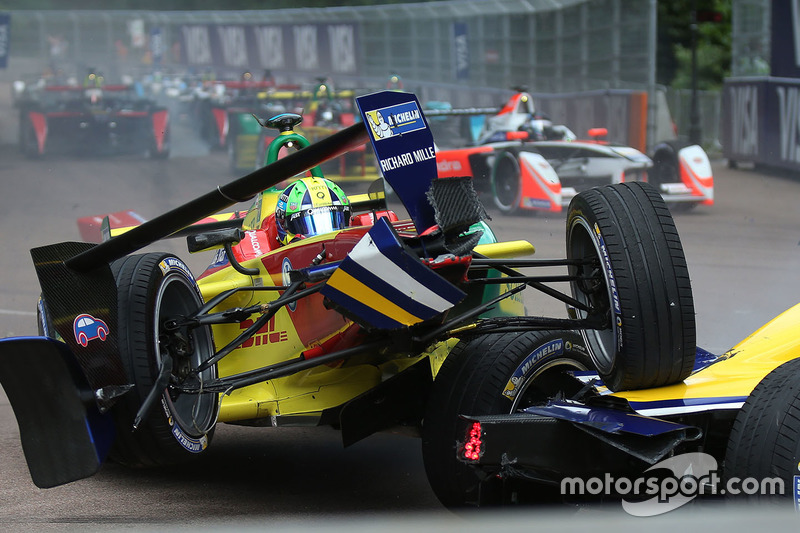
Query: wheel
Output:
[[566, 181, 695, 392], [724, 358, 800, 501], [649, 141, 686, 189], [146, 127, 170, 160], [651, 141, 698, 212], [108, 252, 218, 467], [490, 151, 522, 215], [20, 114, 42, 158], [422, 330, 592, 507]]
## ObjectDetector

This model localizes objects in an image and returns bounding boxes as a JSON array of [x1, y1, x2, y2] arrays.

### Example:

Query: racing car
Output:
[[0, 91, 698, 509], [440, 301, 800, 508], [251, 79, 368, 178], [16, 79, 170, 159], [434, 91, 715, 214], [190, 77, 297, 165]]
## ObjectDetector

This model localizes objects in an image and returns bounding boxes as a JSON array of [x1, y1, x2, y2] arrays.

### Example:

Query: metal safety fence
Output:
[[1, 1, 656, 93], [0, 0, 732, 150]]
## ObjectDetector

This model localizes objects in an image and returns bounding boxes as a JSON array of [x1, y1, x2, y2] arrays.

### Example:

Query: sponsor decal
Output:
[[594, 223, 622, 349], [730, 85, 759, 157], [72, 313, 109, 347], [777, 85, 800, 164], [503, 339, 565, 399], [208, 248, 229, 269], [795, 475, 800, 511], [364, 101, 425, 141], [377, 145, 436, 173], [247, 230, 263, 257], [523, 197, 555, 209], [161, 398, 208, 453], [437, 159, 462, 173], [159, 257, 193, 281], [239, 315, 288, 347]]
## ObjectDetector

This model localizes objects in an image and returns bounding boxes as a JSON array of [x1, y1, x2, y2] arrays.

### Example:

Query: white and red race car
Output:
[[434, 92, 714, 214]]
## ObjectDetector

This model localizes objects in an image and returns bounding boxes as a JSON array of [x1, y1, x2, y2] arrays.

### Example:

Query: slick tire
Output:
[[566, 181, 696, 392], [422, 330, 592, 508], [20, 115, 42, 159], [108, 253, 218, 467], [649, 140, 686, 188], [651, 140, 696, 212], [490, 150, 522, 215], [724, 358, 800, 501], [146, 128, 170, 160]]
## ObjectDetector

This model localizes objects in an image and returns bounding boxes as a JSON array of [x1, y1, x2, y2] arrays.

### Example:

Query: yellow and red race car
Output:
[[0, 91, 786, 512]]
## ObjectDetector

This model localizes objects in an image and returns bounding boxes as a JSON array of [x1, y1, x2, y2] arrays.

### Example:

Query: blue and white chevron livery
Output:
[[321, 218, 465, 329]]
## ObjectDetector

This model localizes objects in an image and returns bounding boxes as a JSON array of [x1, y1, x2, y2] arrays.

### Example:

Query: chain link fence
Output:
[[0, 0, 738, 151], [1, 1, 656, 92]]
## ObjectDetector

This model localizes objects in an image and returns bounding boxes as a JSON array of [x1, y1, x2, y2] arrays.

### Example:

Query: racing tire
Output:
[[650, 140, 696, 212], [146, 127, 170, 160], [566, 181, 695, 392], [649, 140, 686, 189], [490, 150, 522, 215], [20, 115, 42, 159], [724, 358, 800, 501], [422, 329, 592, 507], [108, 252, 218, 467]]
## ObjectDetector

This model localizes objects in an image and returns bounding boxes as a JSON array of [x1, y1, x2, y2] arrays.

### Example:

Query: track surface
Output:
[[1, 132, 799, 530]]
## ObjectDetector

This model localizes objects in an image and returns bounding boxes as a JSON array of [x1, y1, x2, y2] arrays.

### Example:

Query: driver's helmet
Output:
[[275, 177, 351, 245], [520, 114, 553, 141]]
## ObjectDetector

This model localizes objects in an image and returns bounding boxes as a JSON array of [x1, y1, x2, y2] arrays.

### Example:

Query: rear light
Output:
[[462, 421, 483, 462], [620, 171, 625, 183]]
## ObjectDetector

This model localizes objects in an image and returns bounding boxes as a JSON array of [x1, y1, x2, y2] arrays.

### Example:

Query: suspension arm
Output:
[[175, 338, 394, 395]]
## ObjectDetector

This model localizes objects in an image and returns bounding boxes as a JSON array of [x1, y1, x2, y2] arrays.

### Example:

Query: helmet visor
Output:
[[286, 206, 349, 238]]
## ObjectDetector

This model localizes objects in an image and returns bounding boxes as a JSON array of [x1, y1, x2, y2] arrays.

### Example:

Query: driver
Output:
[[275, 177, 352, 245]]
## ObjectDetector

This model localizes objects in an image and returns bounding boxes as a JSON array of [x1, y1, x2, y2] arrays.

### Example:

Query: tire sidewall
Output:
[[422, 330, 592, 507], [566, 199, 623, 380], [490, 150, 522, 214], [150, 256, 216, 451], [724, 358, 800, 500], [565, 182, 696, 391], [111, 253, 217, 466]]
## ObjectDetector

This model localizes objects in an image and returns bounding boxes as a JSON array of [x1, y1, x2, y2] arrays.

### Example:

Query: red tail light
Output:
[[462, 421, 483, 462]]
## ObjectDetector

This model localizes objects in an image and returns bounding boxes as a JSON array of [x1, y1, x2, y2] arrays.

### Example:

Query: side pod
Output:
[[0, 337, 115, 488]]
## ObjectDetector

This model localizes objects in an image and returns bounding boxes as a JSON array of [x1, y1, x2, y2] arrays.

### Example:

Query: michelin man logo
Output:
[[366, 110, 393, 139], [364, 101, 426, 142]]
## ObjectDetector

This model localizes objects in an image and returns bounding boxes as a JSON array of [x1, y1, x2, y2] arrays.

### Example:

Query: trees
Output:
[[657, 0, 732, 90]]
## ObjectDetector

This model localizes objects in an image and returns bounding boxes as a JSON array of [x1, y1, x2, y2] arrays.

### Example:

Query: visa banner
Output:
[[356, 91, 437, 232], [0, 13, 10, 70]]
